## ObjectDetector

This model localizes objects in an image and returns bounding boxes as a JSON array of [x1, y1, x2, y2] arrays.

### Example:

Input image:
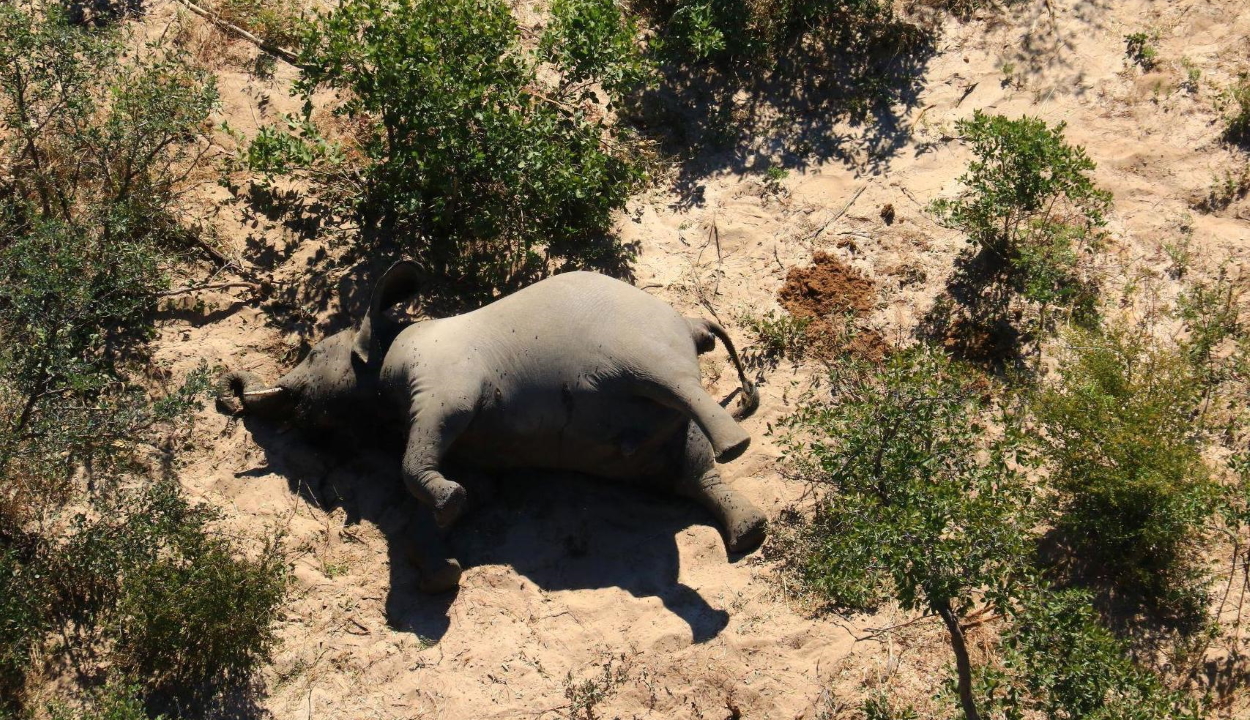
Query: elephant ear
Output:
[[353, 260, 422, 367]]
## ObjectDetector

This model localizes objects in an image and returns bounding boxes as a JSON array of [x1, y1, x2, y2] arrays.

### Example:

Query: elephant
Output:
[[218, 261, 766, 592]]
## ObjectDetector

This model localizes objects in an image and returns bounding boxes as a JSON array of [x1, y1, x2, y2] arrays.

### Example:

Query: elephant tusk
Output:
[[242, 387, 287, 399]]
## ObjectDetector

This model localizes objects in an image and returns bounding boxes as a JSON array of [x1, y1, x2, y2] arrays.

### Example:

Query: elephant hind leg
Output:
[[674, 423, 766, 554], [684, 471, 767, 553], [637, 374, 750, 463]]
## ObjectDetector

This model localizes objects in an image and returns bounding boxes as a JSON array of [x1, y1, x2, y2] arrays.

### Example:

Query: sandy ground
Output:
[[134, 0, 1250, 716]]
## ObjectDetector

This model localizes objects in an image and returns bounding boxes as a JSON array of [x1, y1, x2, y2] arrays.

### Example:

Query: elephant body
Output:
[[221, 264, 765, 592]]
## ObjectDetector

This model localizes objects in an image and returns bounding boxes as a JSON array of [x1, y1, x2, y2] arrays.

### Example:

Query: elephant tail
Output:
[[689, 318, 760, 420], [215, 370, 292, 418]]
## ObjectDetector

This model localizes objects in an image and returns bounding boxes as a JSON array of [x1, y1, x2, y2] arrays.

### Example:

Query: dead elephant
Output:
[[219, 262, 766, 592]]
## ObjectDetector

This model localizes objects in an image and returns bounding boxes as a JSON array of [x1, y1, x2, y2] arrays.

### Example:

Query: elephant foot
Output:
[[714, 434, 750, 463], [724, 510, 767, 555], [431, 482, 468, 528], [417, 558, 463, 594]]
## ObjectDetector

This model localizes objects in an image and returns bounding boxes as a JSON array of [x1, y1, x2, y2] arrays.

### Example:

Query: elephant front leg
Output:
[[674, 424, 766, 554], [402, 407, 473, 528]]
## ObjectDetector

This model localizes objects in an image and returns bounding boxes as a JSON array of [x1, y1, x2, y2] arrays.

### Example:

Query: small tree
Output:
[[928, 112, 1112, 356], [784, 347, 1032, 720]]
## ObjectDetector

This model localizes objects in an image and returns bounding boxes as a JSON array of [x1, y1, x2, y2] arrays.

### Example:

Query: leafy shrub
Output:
[[1177, 276, 1246, 391], [783, 346, 1031, 720], [739, 309, 811, 367], [931, 112, 1111, 322], [47, 682, 164, 720], [0, 548, 47, 701], [1031, 322, 1217, 623], [245, 0, 647, 302], [657, 0, 924, 68], [650, 0, 933, 122], [60, 484, 287, 696], [1000, 587, 1202, 720]]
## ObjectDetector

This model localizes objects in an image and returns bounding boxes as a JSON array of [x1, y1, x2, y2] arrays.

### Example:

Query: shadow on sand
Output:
[[238, 417, 734, 645]]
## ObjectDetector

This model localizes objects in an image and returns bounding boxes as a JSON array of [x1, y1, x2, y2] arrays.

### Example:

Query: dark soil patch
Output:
[[777, 251, 875, 320], [776, 252, 887, 363]]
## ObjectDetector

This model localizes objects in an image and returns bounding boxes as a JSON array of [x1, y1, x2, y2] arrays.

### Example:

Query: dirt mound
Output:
[[777, 251, 875, 320], [776, 252, 886, 362]]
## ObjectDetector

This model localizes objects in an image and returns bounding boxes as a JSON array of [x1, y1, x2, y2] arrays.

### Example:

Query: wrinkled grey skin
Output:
[[219, 261, 765, 593]]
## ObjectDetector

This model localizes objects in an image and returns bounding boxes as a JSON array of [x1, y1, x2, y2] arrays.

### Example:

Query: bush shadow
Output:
[[918, 246, 1026, 368], [250, 216, 638, 342], [631, 11, 938, 207], [235, 420, 733, 645]]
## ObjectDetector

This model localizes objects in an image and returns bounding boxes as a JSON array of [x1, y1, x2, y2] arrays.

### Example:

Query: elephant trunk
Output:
[[215, 370, 292, 418]]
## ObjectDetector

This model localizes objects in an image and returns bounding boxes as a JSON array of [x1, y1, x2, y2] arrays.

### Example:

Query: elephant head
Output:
[[216, 261, 422, 428]]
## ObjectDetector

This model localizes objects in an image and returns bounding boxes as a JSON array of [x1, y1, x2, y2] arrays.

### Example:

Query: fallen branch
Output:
[[808, 183, 869, 244], [171, 0, 299, 65], [159, 281, 266, 297]]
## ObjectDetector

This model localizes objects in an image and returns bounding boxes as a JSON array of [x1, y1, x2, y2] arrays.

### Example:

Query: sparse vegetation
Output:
[[1224, 73, 1250, 144], [564, 655, 631, 720], [1125, 31, 1160, 71], [1180, 57, 1201, 93], [209, 0, 306, 48], [763, 165, 789, 195], [1195, 163, 1250, 213], [739, 309, 811, 367], [859, 692, 918, 720]]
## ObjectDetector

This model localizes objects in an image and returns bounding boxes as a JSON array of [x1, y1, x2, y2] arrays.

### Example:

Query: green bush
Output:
[[783, 346, 1031, 720], [739, 309, 811, 367], [1000, 587, 1202, 720], [0, 548, 47, 701], [540, 0, 651, 100], [929, 112, 1111, 346], [245, 0, 647, 302], [47, 682, 164, 720], [1031, 323, 1217, 623], [1124, 31, 1159, 71], [58, 484, 287, 696], [657, 0, 922, 67]]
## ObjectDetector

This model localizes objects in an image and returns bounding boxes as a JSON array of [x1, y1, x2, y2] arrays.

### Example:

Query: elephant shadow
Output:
[[237, 419, 732, 645]]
